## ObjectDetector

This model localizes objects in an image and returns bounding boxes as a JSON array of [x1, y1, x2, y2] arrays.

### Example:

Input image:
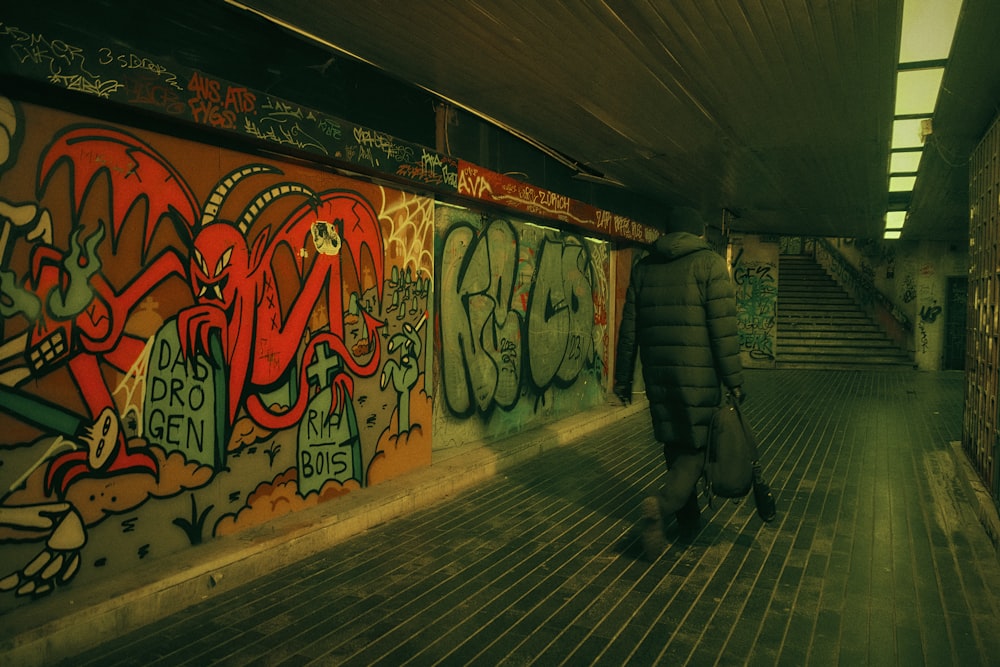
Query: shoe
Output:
[[639, 496, 666, 560], [674, 491, 701, 539], [753, 480, 776, 523], [676, 517, 702, 542]]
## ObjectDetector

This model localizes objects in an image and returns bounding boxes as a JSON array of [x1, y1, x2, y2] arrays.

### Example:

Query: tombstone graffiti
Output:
[[144, 320, 226, 469], [297, 342, 363, 493]]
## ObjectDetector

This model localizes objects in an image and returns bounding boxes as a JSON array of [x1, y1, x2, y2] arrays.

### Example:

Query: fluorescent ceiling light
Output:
[[899, 0, 963, 63], [890, 151, 922, 174], [890, 175, 918, 192], [884, 230, 903, 240], [885, 211, 907, 229], [895, 68, 945, 115], [892, 118, 928, 149]]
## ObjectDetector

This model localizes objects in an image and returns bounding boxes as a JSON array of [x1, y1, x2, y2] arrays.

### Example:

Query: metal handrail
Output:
[[814, 237, 912, 332]]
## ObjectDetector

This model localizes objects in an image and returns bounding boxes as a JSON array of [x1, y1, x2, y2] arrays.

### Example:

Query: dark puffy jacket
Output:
[[615, 231, 744, 448]]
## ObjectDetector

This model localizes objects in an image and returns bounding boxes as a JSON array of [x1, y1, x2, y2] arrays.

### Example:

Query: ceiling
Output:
[[227, 0, 1000, 241]]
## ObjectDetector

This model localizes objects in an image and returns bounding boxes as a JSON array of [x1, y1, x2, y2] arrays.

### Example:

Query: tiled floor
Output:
[[62, 369, 1000, 666]]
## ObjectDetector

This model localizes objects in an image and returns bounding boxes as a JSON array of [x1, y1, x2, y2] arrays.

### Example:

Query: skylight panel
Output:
[[890, 151, 922, 174], [892, 118, 928, 149], [885, 211, 907, 229], [898, 0, 963, 63], [895, 68, 945, 115]]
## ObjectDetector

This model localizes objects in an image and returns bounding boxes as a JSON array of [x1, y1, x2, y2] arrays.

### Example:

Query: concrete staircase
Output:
[[777, 254, 912, 369]]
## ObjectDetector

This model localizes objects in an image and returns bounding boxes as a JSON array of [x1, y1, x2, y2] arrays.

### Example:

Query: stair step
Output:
[[780, 283, 847, 291], [780, 266, 833, 273], [779, 330, 889, 340], [777, 351, 911, 364], [775, 359, 914, 370], [780, 271, 835, 278], [780, 329, 905, 338], [780, 276, 836, 283], [778, 309, 871, 328], [780, 288, 842, 296], [781, 301, 854, 308], [780, 330, 897, 341], [779, 307, 870, 316], [779, 286, 847, 295], [779, 320, 879, 327], [779, 342, 903, 354], [780, 285, 844, 294], [781, 311, 867, 319], [781, 297, 857, 306]]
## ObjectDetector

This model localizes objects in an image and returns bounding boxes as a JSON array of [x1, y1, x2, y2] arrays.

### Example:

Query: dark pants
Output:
[[662, 442, 704, 523]]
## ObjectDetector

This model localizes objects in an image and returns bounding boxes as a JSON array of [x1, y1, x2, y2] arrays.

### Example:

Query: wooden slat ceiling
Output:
[[232, 0, 999, 241]]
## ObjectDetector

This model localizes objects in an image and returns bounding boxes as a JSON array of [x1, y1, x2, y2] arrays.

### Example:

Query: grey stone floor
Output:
[[62, 369, 1000, 666]]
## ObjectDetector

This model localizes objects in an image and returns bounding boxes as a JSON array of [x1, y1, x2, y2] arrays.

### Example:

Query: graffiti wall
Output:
[[611, 246, 638, 394], [731, 235, 778, 368], [0, 99, 434, 610], [433, 206, 610, 447], [901, 242, 967, 370], [823, 238, 967, 370]]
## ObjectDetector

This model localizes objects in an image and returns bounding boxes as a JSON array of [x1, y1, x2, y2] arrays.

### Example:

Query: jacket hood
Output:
[[651, 231, 711, 260]]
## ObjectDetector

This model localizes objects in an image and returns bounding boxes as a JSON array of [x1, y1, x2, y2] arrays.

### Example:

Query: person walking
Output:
[[613, 206, 775, 560]]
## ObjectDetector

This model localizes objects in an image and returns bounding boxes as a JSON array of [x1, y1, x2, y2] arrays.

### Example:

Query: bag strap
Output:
[[702, 444, 714, 508], [730, 396, 758, 454]]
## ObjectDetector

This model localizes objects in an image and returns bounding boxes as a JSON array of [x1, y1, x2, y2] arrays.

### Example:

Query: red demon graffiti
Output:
[[2, 125, 384, 496], [178, 173, 386, 428]]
